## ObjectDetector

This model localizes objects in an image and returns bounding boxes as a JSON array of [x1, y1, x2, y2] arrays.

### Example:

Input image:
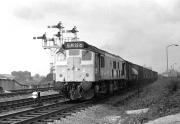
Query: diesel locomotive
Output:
[[54, 41, 158, 100]]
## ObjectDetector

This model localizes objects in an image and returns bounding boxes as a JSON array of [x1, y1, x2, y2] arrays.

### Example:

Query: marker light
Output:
[[86, 73, 89, 77]]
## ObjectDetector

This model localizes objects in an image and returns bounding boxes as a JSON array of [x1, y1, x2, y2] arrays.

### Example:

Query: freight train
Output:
[[54, 41, 158, 100]]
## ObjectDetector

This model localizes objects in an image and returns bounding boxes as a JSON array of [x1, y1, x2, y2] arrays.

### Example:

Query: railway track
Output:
[[0, 90, 139, 124], [0, 100, 92, 124], [10, 87, 57, 93], [0, 94, 63, 112], [0, 92, 30, 98], [0, 87, 58, 98]]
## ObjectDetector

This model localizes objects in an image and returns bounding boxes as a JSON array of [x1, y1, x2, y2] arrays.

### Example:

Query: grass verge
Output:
[[113, 78, 180, 123]]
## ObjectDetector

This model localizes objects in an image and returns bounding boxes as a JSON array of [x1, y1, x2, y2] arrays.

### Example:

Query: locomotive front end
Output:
[[55, 42, 95, 100]]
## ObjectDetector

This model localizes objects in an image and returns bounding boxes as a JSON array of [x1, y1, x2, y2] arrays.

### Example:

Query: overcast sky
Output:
[[0, 0, 180, 76]]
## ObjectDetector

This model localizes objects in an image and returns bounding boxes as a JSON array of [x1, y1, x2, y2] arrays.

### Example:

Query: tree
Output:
[[11, 71, 32, 83]]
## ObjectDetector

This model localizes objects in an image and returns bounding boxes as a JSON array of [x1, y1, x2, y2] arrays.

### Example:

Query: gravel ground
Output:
[[48, 94, 136, 124], [145, 113, 180, 124], [49, 104, 124, 124]]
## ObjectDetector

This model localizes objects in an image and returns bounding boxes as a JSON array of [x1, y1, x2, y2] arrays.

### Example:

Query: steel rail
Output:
[[0, 100, 91, 124]]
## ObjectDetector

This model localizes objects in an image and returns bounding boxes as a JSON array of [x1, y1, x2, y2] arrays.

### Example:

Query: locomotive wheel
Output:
[[69, 89, 81, 100], [109, 83, 114, 94], [94, 85, 99, 97], [81, 88, 95, 100]]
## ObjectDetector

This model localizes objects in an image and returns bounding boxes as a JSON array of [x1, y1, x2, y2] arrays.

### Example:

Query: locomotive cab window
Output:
[[69, 49, 80, 56], [57, 52, 66, 61], [113, 61, 116, 69], [117, 62, 119, 69], [82, 50, 92, 60], [100, 56, 105, 68], [122, 63, 125, 75]]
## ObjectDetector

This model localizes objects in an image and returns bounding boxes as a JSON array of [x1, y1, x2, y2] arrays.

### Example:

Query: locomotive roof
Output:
[[60, 41, 157, 73], [62, 41, 125, 61]]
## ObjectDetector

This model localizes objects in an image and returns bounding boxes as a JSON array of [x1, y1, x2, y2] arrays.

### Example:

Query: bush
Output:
[[120, 78, 180, 122], [145, 79, 180, 120], [166, 80, 180, 94]]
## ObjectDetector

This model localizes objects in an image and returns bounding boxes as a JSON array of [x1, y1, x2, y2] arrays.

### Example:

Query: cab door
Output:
[[95, 54, 100, 81], [67, 49, 81, 81], [73, 57, 81, 81], [67, 57, 74, 81]]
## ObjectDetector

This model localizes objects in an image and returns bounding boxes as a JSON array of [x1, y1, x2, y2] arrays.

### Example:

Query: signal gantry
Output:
[[33, 21, 79, 80], [33, 21, 79, 50]]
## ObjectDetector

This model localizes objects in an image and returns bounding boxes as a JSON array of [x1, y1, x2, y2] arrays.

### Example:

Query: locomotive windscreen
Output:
[[69, 49, 80, 56], [82, 50, 92, 60], [57, 53, 66, 61]]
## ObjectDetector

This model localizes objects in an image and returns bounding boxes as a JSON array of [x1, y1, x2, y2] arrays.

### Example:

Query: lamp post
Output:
[[171, 63, 177, 70], [166, 44, 179, 74]]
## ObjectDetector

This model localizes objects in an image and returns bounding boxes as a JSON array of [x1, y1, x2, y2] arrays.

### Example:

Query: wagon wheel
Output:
[[109, 83, 114, 94]]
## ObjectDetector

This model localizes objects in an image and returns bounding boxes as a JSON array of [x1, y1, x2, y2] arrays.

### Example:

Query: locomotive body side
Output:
[[93, 52, 127, 93], [99, 53, 125, 81]]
